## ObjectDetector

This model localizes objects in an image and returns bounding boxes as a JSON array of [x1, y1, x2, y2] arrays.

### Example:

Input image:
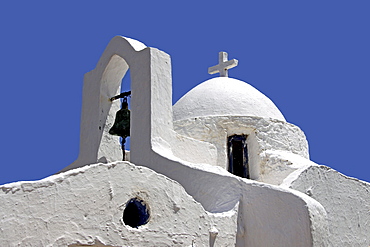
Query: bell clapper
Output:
[[121, 138, 126, 161]]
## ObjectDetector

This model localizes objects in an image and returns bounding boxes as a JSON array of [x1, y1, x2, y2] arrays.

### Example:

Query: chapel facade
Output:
[[0, 36, 368, 246]]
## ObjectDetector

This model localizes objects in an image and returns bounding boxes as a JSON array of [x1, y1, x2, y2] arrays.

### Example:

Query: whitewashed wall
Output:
[[287, 166, 370, 246], [0, 162, 238, 246], [174, 116, 309, 181]]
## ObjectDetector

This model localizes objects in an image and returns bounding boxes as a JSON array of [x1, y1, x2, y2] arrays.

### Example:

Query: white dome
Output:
[[173, 77, 285, 121]]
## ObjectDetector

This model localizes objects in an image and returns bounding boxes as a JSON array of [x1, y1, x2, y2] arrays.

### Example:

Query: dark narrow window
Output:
[[228, 135, 250, 178]]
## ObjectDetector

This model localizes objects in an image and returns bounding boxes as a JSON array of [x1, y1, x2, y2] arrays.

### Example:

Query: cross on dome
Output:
[[208, 52, 238, 77]]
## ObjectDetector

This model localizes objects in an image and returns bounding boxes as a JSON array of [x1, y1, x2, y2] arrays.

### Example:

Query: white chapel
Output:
[[0, 36, 369, 246]]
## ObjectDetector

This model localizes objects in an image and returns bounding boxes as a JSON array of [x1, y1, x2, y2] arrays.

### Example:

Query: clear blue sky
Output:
[[0, 1, 369, 184]]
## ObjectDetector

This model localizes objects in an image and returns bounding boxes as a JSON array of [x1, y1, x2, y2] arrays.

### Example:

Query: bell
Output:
[[109, 100, 130, 138]]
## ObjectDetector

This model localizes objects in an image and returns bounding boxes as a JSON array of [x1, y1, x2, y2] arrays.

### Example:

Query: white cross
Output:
[[208, 52, 238, 77]]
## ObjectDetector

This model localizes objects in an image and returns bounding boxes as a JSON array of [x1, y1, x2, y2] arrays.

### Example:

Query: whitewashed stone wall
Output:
[[174, 116, 309, 181], [0, 162, 238, 246], [131, 148, 329, 246], [287, 166, 370, 246]]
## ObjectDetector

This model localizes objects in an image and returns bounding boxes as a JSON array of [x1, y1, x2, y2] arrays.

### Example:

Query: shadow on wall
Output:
[[69, 239, 119, 247]]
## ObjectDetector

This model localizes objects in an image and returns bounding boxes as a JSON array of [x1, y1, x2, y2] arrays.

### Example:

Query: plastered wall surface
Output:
[[288, 166, 370, 247], [174, 116, 309, 181], [0, 162, 238, 246], [130, 147, 328, 246]]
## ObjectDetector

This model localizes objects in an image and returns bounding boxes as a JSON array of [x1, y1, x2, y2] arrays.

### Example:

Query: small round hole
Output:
[[123, 197, 150, 228]]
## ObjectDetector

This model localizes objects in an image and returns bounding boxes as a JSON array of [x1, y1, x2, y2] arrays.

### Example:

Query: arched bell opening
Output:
[[107, 66, 132, 161], [97, 54, 132, 163], [63, 36, 150, 171]]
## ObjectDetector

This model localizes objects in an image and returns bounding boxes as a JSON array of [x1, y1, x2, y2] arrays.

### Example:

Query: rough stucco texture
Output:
[[0, 162, 238, 246], [290, 166, 370, 247], [174, 116, 309, 172]]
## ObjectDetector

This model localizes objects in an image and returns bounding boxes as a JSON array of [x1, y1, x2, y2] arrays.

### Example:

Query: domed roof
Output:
[[173, 77, 285, 121]]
